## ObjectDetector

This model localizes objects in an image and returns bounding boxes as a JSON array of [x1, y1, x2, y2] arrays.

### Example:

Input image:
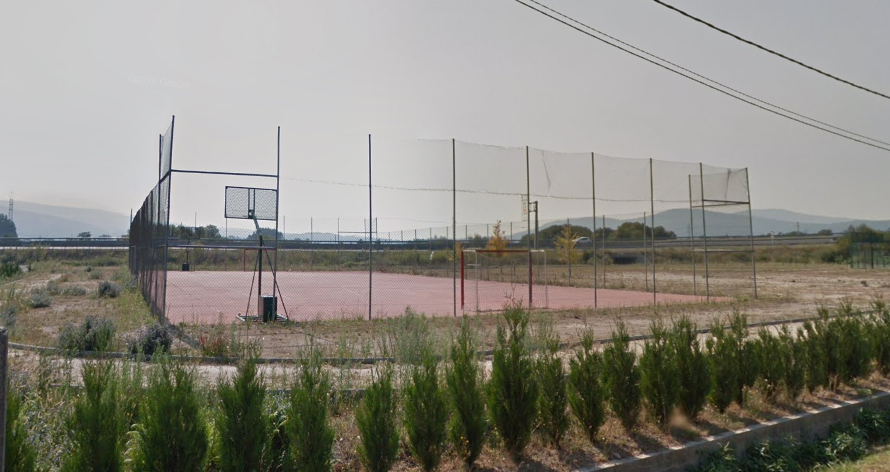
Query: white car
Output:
[[573, 237, 593, 246]]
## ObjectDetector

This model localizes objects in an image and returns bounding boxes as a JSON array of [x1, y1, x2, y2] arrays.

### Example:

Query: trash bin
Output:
[[181, 263, 190, 271], [261, 295, 277, 322]]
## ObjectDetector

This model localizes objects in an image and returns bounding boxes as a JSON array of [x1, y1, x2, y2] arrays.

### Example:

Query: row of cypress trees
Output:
[[7, 299, 890, 471]]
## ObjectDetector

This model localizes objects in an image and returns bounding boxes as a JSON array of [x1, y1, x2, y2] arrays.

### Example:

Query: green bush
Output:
[[731, 314, 759, 406], [128, 323, 172, 355], [706, 318, 741, 414], [288, 348, 334, 472], [779, 326, 806, 400], [5, 387, 37, 472], [58, 315, 116, 352], [873, 299, 890, 376], [63, 361, 124, 472], [602, 320, 641, 431], [216, 357, 269, 472], [568, 330, 606, 445], [536, 327, 569, 448], [98, 280, 122, 298], [801, 318, 829, 393], [754, 328, 784, 401], [487, 303, 538, 461], [669, 316, 709, 420], [28, 287, 52, 308], [838, 310, 873, 383], [356, 366, 399, 472], [445, 317, 487, 469], [403, 349, 448, 471], [62, 285, 88, 296], [132, 359, 209, 472], [0, 260, 21, 278], [640, 319, 678, 427], [45, 279, 62, 295]]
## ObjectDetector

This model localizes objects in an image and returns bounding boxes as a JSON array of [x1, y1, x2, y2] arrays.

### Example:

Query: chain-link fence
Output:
[[130, 123, 756, 324]]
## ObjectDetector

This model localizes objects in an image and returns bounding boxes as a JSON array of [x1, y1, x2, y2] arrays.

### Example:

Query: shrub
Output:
[[487, 303, 538, 462], [706, 318, 741, 414], [63, 361, 124, 472], [98, 280, 122, 298], [288, 349, 335, 472], [28, 288, 52, 308], [536, 327, 569, 448], [404, 348, 448, 471], [602, 320, 641, 431], [58, 315, 116, 352], [873, 303, 890, 376], [129, 323, 172, 356], [731, 313, 759, 406], [45, 279, 62, 295], [5, 387, 37, 472], [779, 326, 806, 400], [669, 316, 709, 420], [356, 366, 399, 472], [62, 285, 88, 296], [854, 408, 890, 444], [445, 317, 487, 469], [216, 357, 269, 472], [838, 310, 873, 383], [132, 359, 209, 472], [823, 423, 867, 463], [801, 319, 828, 393], [640, 318, 678, 428], [0, 304, 16, 330], [568, 330, 606, 445], [755, 328, 784, 401]]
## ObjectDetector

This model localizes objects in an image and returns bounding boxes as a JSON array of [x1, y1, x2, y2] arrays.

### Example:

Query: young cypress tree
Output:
[[639, 319, 679, 428], [536, 329, 569, 448], [755, 328, 785, 402], [133, 358, 209, 472], [288, 348, 335, 472], [706, 318, 740, 414], [403, 348, 448, 471], [445, 317, 487, 470], [63, 361, 124, 472], [487, 303, 538, 462], [669, 316, 709, 420], [356, 366, 400, 472], [216, 357, 269, 472], [601, 320, 641, 431], [801, 320, 829, 393], [5, 387, 37, 472], [568, 330, 606, 445]]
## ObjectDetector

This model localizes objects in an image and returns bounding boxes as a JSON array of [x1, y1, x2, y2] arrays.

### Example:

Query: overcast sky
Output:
[[1, 0, 888, 233]]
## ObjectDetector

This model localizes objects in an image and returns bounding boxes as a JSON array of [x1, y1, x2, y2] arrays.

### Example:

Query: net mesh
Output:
[[131, 122, 755, 324]]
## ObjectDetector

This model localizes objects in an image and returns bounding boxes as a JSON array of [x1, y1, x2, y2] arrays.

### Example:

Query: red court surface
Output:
[[165, 271, 710, 324]]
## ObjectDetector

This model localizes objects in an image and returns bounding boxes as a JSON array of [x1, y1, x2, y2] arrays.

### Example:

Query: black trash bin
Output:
[[261, 295, 277, 322]]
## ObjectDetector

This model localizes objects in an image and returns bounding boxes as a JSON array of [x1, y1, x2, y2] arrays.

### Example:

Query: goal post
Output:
[[461, 249, 548, 313]]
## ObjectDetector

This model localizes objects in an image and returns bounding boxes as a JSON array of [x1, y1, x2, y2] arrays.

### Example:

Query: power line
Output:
[[511, 0, 890, 153], [651, 0, 890, 101], [524, 0, 890, 148]]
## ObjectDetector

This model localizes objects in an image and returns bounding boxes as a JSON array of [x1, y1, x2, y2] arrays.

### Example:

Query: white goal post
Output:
[[460, 249, 548, 312]]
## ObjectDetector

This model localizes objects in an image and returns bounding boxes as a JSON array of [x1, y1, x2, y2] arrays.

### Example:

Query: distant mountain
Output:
[[533, 209, 890, 238], [11, 201, 129, 238]]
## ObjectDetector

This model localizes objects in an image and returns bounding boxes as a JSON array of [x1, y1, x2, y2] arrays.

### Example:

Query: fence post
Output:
[[0, 327, 7, 472]]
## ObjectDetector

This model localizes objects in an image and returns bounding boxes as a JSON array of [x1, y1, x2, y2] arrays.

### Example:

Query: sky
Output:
[[1, 0, 888, 235]]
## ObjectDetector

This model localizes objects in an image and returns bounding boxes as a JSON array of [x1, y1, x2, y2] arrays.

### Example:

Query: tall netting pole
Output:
[[368, 134, 373, 321], [273, 127, 280, 307], [602, 214, 607, 289], [591, 152, 597, 308], [452, 138, 457, 317], [699, 163, 711, 302], [526, 146, 532, 309], [746, 168, 758, 299], [162, 116, 174, 324], [688, 174, 697, 296], [649, 158, 656, 305]]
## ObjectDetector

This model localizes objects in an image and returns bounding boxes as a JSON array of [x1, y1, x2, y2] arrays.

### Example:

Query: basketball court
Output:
[[165, 270, 711, 324]]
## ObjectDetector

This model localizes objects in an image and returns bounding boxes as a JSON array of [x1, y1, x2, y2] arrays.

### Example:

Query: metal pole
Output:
[[688, 174, 697, 296], [602, 214, 607, 288], [452, 138, 457, 317], [643, 212, 649, 292], [699, 163, 711, 302], [0, 328, 6, 472], [591, 152, 597, 308], [368, 134, 373, 320], [745, 168, 758, 299], [526, 146, 532, 308], [161, 115, 174, 324], [649, 158, 656, 305], [274, 126, 280, 314]]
